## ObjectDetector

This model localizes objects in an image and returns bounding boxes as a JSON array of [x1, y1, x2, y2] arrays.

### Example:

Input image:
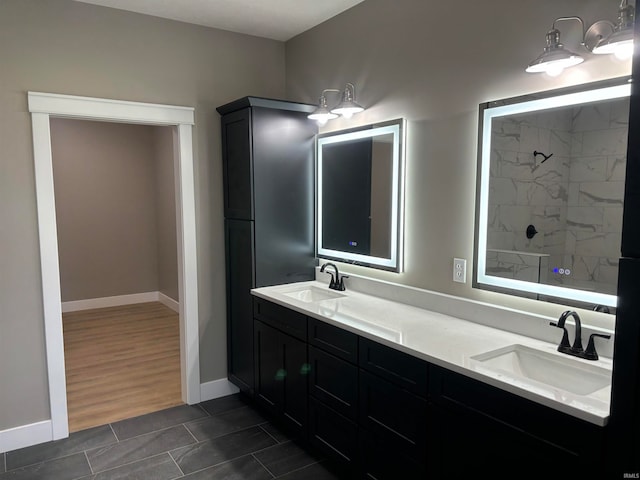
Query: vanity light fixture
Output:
[[592, 0, 635, 60], [330, 83, 364, 118], [307, 83, 364, 125], [526, 1, 636, 75], [307, 91, 339, 125], [526, 17, 585, 77]]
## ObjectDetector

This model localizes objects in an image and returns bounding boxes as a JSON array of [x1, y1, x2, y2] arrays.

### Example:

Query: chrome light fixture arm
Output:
[[308, 83, 365, 124]]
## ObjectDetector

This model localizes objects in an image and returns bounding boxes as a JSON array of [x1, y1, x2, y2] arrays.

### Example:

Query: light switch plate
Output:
[[453, 258, 467, 283]]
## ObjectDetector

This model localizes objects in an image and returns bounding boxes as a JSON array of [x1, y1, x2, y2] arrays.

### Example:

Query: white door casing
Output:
[[28, 92, 200, 440]]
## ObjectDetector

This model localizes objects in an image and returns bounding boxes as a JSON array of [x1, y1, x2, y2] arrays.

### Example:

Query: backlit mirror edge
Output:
[[473, 77, 631, 313], [316, 118, 406, 273]]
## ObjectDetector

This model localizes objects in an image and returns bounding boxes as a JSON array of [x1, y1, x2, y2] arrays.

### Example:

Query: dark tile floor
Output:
[[1, 394, 340, 480]]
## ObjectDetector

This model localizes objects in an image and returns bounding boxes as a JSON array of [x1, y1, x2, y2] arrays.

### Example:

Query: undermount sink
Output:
[[282, 286, 346, 303], [470, 344, 611, 396]]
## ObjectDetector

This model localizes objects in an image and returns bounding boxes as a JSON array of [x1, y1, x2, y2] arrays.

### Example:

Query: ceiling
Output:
[[73, 0, 365, 41]]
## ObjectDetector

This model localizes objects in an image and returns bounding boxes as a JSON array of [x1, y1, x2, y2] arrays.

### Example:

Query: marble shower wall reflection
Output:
[[488, 98, 629, 295]]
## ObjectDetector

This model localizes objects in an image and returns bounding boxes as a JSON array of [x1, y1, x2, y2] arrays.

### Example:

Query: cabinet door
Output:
[[309, 397, 359, 472], [254, 319, 308, 437], [430, 402, 586, 480], [429, 366, 605, 479], [308, 346, 358, 421], [225, 219, 255, 393], [252, 107, 316, 287], [359, 370, 428, 463], [359, 430, 427, 480], [282, 332, 308, 435], [254, 320, 284, 417], [221, 108, 253, 220]]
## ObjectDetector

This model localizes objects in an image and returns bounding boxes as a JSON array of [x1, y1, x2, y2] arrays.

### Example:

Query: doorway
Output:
[[50, 118, 182, 432], [28, 92, 200, 441]]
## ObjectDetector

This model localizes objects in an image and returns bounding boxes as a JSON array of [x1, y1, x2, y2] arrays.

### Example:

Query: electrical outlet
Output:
[[453, 258, 467, 283]]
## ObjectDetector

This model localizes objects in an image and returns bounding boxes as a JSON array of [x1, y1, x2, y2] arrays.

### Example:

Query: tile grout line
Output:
[[180, 421, 273, 446], [4, 448, 97, 472], [251, 453, 277, 479], [258, 424, 282, 444], [175, 453, 263, 478], [109, 423, 120, 442], [182, 423, 200, 444], [249, 438, 293, 458], [89, 452, 174, 477], [83, 426, 194, 475], [98, 422, 189, 444], [277, 459, 327, 477], [167, 450, 185, 478], [84, 451, 94, 475], [195, 403, 210, 417]]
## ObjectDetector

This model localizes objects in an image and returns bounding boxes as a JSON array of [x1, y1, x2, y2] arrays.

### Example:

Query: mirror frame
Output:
[[317, 118, 406, 272], [474, 77, 631, 310]]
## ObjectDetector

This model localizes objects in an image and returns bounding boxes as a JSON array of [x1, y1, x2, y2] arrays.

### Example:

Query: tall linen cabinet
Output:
[[217, 97, 317, 394]]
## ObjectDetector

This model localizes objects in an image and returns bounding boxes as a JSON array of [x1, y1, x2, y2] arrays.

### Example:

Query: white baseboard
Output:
[[158, 292, 179, 313], [62, 291, 179, 313], [0, 420, 52, 454], [200, 378, 240, 402]]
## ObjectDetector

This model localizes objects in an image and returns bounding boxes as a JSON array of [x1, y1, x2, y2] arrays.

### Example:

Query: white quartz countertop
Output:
[[251, 280, 612, 426]]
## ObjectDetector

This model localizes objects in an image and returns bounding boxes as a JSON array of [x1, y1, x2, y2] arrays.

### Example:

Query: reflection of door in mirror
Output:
[[370, 138, 393, 258], [321, 135, 394, 259], [488, 97, 629, 297], [322, 138, 373, 255]]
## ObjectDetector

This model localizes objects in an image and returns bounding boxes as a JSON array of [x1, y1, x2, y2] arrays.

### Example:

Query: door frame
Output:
[[28, 92, 201, 440]]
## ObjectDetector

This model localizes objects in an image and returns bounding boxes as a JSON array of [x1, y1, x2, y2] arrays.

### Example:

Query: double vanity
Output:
[[249, 273, 613, 479], [216, 81, 624, 478]]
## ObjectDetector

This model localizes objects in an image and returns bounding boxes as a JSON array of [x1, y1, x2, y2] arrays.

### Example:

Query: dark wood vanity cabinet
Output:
[[250, 298, 607, 479], [358, 338, 430, 479], [307, 318, 359, 472], [218, 97, 316, 395], [429, 366, 606, 479], [253, 298, 308, 437]]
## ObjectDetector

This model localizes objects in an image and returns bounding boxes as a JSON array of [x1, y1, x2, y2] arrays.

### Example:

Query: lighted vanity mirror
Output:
[[317, 119, 405, 272], [474, 77, 630, 312]]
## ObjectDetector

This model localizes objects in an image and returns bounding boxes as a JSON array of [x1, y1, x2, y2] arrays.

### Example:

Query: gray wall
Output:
[[0, 0, 284, 430], [286, 0, 630, 324], [52, 119, 159, 302]]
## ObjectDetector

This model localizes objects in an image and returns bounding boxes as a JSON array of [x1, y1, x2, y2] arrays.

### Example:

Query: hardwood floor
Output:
[[63, 302, 182, 433]]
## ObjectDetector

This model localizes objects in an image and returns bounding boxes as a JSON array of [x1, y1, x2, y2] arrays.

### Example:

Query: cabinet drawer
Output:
[[359, 337, 428, 397], [309, 346, 358, 420], [359, 370, 428, 460], [308, 317, 358, 363], [309, 397, 358, 469], [253, 297, 307, 341]]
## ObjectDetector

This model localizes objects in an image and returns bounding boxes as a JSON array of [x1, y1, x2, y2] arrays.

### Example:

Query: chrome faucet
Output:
[[550, 310, 610, 361], [320, 262, 348, 291]]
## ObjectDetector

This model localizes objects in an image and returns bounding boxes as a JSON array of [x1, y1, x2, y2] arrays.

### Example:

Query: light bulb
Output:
[[546, 64, 565, 77], [614, 42, 634, 60], [341, 111, 354, 119]]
